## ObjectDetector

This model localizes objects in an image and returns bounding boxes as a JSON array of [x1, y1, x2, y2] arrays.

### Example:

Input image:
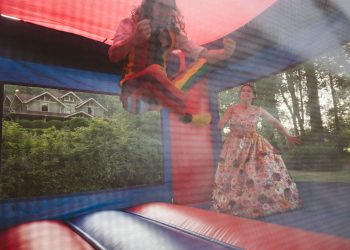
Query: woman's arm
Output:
[[200, 38, 236, 64], [217, 105, 234, 130], [176, 36, 236, 64], [108, 36, 134, 63], [108, 18, 151, 63], [260, 107, 300, 145]]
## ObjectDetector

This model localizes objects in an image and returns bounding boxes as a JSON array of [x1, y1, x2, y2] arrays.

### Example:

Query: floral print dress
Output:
[[212, 105, 301, 218]]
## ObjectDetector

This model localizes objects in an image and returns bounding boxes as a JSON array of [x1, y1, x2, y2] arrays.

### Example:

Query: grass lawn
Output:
[[289, 156, 350, 183]]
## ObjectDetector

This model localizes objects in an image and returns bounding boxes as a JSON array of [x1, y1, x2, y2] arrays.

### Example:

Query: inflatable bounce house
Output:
[[1, 0, 350, 249]]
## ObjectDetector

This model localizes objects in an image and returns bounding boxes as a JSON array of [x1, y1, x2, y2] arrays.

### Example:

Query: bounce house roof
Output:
[[0, 0, 277, 46], [1, 2, 350, 248], [1, 0, 350, 92]]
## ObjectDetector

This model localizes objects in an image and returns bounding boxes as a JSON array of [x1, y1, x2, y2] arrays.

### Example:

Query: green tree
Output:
[[0, 110, 163, 199], [304, 62, 324, 142]]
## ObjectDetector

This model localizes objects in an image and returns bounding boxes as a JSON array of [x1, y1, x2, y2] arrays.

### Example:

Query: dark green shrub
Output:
[[47, 120, 64, 129], [18, 119, 33, 129], [31, 120, 48, 129], [65, 117, 90, 130], [283, 143, 343, 171]]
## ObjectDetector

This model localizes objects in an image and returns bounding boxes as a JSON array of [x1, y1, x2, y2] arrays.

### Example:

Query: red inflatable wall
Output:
[[169, 77, 215, 204]]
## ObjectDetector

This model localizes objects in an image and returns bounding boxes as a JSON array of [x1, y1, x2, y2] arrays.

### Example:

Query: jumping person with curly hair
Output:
[[109, 0, 236, 125]]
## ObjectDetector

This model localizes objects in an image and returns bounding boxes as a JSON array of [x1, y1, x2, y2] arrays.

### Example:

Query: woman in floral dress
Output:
[[212, 83, 301, 218]]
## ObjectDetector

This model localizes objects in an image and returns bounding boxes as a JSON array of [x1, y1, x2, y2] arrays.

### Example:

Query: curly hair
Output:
[[132, 0, 186, 35]]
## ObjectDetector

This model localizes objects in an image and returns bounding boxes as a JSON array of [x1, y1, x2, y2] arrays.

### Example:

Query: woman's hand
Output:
[[200, 38, 236, 63], [286, 135, 300, 145], [223, 38, 236, 58], [135, 19, 152, 42]]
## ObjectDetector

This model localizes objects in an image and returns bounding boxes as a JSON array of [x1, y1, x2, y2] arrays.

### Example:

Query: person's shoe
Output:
[[191, 113, 212, 126], [179, 113, 193, 123]]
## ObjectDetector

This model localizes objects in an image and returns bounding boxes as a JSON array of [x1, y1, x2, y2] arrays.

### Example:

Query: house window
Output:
[[67, 105, 72, 114], [42, 104, 48, 112], [88, 107, 92, 115]]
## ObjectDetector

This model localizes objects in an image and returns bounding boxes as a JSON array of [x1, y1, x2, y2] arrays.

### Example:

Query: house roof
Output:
[[60, 91, 83, 102], [24, 92, 67, 107], [45, 90, 84, 102], [15, 93, 36, 102], [7, 90, 107, 111], [1, 0, 349, 93], [4, 95, 13, 103], [47, 89, 65, 98], [76, 98, 108, 111]]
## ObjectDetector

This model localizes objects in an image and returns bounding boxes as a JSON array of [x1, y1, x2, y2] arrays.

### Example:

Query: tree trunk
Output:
[[304, 63, 324, 141], [296, 69, 306, 136], [279, 86, 298, 135], [286, 72, 301, 136], [328, 73, 341, 133], [256, 76, 280, 146]]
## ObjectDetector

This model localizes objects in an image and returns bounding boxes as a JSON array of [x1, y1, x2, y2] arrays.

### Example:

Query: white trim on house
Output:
[[64, 111, 93, 118], [60, 92, 83, 102], [76, 98, 108, 111], [23, 92, 67, 107], [5, 90, 107, 119], [4, 95, 13, 103]]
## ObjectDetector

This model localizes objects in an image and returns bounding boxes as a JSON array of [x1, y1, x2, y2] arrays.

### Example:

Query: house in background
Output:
[[4, 89, 107, 121]]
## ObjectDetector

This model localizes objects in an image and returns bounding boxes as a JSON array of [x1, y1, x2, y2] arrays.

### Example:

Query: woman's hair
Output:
[[239, 83, 257, 103], [132, 0, 186, 34]]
